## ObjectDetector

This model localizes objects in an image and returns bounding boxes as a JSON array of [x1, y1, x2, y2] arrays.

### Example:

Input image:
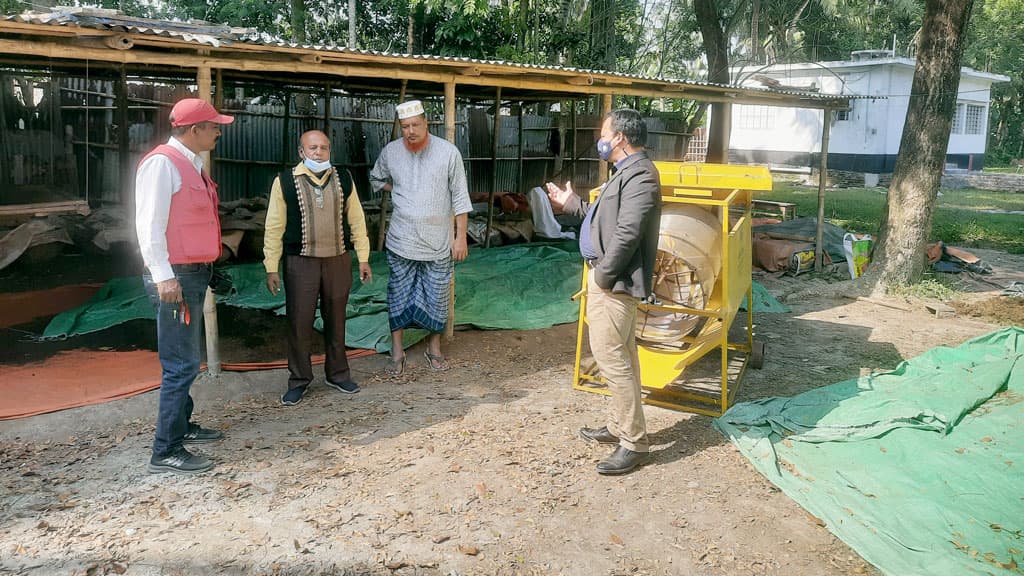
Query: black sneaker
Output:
[[281, 385, 308, 406], [325, 379, 360, 394], [148, 448, 214, 475], [184, 423, 223, 444]]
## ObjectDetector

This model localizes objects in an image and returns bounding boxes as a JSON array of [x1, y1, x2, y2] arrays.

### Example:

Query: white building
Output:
[[727, 50, 1010, 179]]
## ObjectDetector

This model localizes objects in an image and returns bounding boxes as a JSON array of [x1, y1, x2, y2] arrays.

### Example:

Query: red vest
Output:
[[142, 144, 222, 264]]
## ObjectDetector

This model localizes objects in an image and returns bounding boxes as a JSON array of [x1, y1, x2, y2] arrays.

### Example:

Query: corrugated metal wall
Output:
[[0, 69, 696, 207]]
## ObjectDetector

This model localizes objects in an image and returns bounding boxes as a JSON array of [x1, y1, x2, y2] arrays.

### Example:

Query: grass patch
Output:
[[759, 184, 1024, 254]]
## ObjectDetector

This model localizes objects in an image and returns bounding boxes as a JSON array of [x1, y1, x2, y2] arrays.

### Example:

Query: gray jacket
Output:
[[563, 150, 662, 299]]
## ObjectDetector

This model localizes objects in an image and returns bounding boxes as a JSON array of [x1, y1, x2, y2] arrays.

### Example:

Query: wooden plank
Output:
[[0, 200, 91, 216], [925, 302, 956, 318]]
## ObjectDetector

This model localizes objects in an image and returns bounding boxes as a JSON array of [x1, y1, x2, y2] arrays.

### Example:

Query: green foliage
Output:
[[0, 0, 26, 15], [964, 0, 1024, 165], [760, 183, 1024, 254]]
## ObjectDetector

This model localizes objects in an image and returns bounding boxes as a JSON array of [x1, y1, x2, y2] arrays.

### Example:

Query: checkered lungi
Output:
[[386, 250, 452, 333]]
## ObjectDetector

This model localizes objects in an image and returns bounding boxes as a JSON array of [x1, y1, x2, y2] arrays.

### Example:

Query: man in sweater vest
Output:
[[136, 98, 233, 475], [264, 130, 373, 406]]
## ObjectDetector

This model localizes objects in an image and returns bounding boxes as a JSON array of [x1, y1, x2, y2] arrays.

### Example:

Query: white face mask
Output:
[[303, 157, 332, 172]]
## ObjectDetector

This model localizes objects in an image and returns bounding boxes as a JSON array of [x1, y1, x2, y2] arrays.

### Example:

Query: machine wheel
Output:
[[750, 340, 766, 369]]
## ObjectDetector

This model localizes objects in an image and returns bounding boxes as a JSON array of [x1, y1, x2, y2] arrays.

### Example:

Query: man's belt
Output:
[[171, 262, 212, 272]]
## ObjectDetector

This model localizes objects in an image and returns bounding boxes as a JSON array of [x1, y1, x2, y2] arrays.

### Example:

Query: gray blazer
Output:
[[563, 150, 662, 299]]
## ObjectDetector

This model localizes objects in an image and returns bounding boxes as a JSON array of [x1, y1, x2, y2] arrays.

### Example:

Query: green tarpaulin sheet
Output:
[[44, 241, 791, 352], [715, 328, 1024, 576], [44, 242, 586, 352]]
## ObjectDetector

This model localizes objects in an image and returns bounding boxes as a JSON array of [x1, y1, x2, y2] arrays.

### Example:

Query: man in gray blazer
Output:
[[547, 108, 662, 475]]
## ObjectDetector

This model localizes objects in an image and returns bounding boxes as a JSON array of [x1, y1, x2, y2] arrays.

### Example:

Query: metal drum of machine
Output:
[[635, 203, 722, 345]]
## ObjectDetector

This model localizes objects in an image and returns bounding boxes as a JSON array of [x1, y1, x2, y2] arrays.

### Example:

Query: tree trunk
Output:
[[290, 0, 307, 43], [589, 0, 617, 71], [750, 0, 761, 64], [518, 0, 529, 53], [868, 0, 974, 291], [348, 0, 357, 48], [695, 0, 731, 163]]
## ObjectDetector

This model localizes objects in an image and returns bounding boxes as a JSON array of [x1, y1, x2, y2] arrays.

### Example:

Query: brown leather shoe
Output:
[[596, 445, 650, 475], [579, 425, 619, 444]]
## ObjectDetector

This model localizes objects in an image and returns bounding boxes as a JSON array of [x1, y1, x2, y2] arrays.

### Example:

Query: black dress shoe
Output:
[[579, 426, 619, 444], [596, 445, 650, 475]]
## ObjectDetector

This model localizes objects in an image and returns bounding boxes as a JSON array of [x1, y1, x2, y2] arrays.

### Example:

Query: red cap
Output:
[[169, 98, 234, 127]]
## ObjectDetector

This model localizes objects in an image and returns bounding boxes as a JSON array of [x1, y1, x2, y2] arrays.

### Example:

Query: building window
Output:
[[736, 105, 774, 130], [951, 103, 964, 134], [833, 109, 850, 122], [965, 104, 985, 135]]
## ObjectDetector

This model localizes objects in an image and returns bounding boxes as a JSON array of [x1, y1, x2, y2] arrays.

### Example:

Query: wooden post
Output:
[[569, 99, 576, 184], [377, 80, 407, 252], [445, 81, 456, 341], [598, 93, 612, 184], [516, 102, 524, 194], [214, 69, 223, 110], [322, 82, 331, 135], [281, 91, 291, 171], [485, 87, 501, 248], [0, 74, 9, 190], [196, 65, 221, 376], [814, 108, 831, 271], [116, 66, 130, 207]]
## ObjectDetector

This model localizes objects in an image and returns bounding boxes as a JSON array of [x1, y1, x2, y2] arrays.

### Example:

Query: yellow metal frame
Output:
[[572, 162, 773, 417]]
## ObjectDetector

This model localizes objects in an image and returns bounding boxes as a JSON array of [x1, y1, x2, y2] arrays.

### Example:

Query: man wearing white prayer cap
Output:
[[370, 100, 472, 375]]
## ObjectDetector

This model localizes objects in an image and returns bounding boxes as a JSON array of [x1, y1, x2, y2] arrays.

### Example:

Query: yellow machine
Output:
[[572, 162, 772, 417]]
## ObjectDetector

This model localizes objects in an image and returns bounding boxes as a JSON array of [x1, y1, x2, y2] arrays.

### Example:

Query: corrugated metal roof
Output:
[[5, 8, 249, 47], [3, 9, 851, 102]]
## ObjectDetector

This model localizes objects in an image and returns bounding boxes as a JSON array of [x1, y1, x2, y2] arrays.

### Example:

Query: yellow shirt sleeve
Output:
[[263, 177, 287, 273], [345, 177, 371, 263]]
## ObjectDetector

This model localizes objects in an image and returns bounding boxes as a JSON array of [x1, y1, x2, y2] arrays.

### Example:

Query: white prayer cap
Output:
[[396, 100, 425, 120]]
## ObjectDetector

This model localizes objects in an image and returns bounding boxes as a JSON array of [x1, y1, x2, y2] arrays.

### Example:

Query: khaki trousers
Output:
[[586, 270, 648, 452]]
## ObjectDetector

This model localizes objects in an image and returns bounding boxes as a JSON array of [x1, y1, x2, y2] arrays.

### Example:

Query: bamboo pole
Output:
[[445, 81, 457, 341], [485, 87, 501, 248], [815, 109, 832, 271], [196, 65, 221, 376]]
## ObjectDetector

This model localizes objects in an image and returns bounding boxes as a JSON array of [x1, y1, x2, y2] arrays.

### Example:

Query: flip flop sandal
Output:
[[384, 355, 406, 375], [423, 351, 450, 372]]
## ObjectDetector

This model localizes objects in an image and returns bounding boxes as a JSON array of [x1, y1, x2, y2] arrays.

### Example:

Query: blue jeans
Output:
[[143, 264, 211, 457]]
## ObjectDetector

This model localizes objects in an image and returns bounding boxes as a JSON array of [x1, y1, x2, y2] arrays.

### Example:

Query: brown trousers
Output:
[[284, 252, 353, 390], [586, 270, 649, 452]]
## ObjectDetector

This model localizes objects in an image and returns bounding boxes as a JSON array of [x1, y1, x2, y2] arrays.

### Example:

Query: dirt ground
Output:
[[1, 248, 1022, 576]]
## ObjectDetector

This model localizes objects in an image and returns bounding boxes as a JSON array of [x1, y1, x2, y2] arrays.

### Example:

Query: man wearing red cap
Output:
[[135, 97, 233, 474]]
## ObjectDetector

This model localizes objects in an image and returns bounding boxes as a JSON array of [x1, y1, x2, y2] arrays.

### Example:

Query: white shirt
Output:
[[369, 136, 472, 261], [135, 137, 205, 283]]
